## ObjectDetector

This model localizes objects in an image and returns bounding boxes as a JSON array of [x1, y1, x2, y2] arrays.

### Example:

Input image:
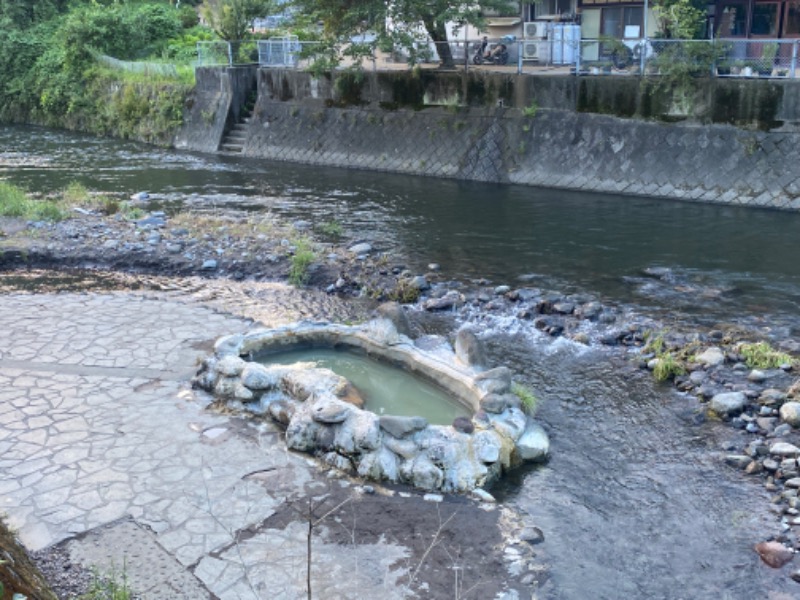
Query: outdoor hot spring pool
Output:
[[257, 347, 472, 425]]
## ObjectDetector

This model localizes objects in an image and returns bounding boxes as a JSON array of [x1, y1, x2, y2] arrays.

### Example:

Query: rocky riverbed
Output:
[[3, 196, 800, 592]]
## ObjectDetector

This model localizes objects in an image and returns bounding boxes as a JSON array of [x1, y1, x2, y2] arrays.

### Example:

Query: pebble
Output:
[[201, 259, 218, 271], [494, 285, 511, 295], [423, 493, 443, 503]]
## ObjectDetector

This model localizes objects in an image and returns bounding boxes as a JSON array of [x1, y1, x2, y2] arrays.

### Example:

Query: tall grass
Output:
[[0, 181, 66, 221]]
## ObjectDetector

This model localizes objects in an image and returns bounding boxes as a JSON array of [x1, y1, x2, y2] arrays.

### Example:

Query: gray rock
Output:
[[452, 416, 474, 434], [480, 393, 510, 414], [774, 423, 794, 437], [375, 302, 412, 338], [759, 388, 787, 405], [216, 354, 246, 377], [379, 415, 428, 438], [233, 383, 254, 402], [383, 435, 418, 459], [455, 327, 487, 368], [696, 347, 725, 367], [516, 422, 550, 462], [770, 442, 800, 457], [786, 478, 800, 489], [214, 334, 243, 357], [311, 396, 352, 424], [748, 369, 767, 383], [201, 259, 218, 270], [520, 526, 545, 545], [473, 430, 503, 464], [472, 488, 496, 503], [268, 399, 295, 425], [356, 447, 399, 481], [427, 263, 440, 271], [494, 285, 511, 295], [166, 243, 182, 254], [491, 407, 528, 441], [724, 455, 752, 469], [321, 452, 354, 474], [710, 391, 747, 416], [409, 456, 444, 490], [423, 291, 465, 311], [475, 367, 512, 395], [347, 411, 381, 451], [780, 402, 800, 427], [241, 363, 279, 390], [214, 376, 239, 398], [348, 242, 372, 255], [409, 275, 430, 291], [285, 413, 320, 452]]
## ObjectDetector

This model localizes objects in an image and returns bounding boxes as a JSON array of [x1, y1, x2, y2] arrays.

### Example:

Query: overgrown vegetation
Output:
[[738, 341, 795, 369], [316, 219, 343, 238], [0, 181, 66, 221], [512, 382, 538, 415], [643, 331, 687, 382], [0, 1, 197, 143], [388, 279, 421, 304], [288, 237, 316, 286], [78, 564, 132, 600]]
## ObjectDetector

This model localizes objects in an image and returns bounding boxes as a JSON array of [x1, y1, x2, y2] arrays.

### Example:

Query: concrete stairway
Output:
[[219, 112, 251, 153]]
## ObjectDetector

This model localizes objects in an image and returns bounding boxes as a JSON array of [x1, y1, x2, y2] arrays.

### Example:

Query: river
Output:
[[1, 124, 798, 598]]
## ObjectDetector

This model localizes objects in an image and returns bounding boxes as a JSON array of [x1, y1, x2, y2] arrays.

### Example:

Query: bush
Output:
[[0, 181, 66, 221], [289, 238, 316, 286], [739, 341, 795, 369]]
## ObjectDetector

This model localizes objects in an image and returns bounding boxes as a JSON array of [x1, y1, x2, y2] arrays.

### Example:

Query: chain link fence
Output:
[[197, 37, 800, 79]]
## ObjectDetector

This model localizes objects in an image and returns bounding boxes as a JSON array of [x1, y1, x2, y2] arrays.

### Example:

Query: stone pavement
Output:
[[0, 290, 445, 599]]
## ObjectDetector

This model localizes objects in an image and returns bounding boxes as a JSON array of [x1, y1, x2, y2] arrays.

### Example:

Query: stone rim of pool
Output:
[[194, 318, 550, 493]]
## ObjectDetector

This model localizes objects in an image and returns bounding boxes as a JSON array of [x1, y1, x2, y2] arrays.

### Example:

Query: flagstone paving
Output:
[[0, 289, 528, 600]]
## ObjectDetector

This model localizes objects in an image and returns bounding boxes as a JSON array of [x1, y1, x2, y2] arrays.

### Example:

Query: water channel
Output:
[[2, 124, 799, 597]]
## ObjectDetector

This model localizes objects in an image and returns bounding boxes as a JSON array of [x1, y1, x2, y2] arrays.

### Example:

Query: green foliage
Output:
[[512, 382, 539, 415], [0, 181, 66, 221], [652, 352, 686, 382], [288, 237, 316, 286], [79, 565, 132, 600], [294, 0, 516, 67], [652, 0, 706, 39], [0, 2, 193, 143], [316, 220, 343, 238], [644, 331, 686, 382], [522, 100, 538, 118], [389, 279, 421, 304], [201, 0, 276, 41], [739, 341, 795, 369]]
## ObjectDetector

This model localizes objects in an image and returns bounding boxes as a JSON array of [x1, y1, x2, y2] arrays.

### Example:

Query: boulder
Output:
[[409, 455, 444, 490], [357, 447, 399, 481], [347, 411, 381, 451], [780, 402, 800, 427], [695, 347, 725, 367], [710, 391, 747, 417], [241, 363, 280, 390], [490, 407, 528, 442], [268, 399, 295, 425], [375, 302, 412, 338], [285, 412, 319, 452], [383, 435, 418, 459], [516, 422, 550, 462], [423, 291, 465, 311], [348, 242, 372, 255], [770, 442, 800, 457], [452, 416, 475, 434], [475, 367, 512, 395], [473, 430, 503, 464], [379, 415, 428, 438], [480, 393, 509, 414], [455, 327, 487, 368], [217, 354, 246, 377], [310, 396, 352, 424]]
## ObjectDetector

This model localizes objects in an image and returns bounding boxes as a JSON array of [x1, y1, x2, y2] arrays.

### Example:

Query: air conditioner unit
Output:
[[524, 21, 550, 39], [523, 41, 551, 62]]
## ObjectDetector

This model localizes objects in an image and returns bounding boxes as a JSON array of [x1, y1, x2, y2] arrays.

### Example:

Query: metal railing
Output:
[[197, 37, 800, 78]]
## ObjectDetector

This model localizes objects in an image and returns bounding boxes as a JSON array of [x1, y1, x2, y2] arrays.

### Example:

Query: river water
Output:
[[2, 125, 798, 597]]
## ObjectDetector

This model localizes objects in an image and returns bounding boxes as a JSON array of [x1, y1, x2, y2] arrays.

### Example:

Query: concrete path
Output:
[[0, 289, 430, 599]]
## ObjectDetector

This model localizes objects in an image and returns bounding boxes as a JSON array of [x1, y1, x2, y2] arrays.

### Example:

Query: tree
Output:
[[0, 0, 67, 27], [296, 0, 517, 68], [201, 0, 275, 41], [652, 0, 706, 39]]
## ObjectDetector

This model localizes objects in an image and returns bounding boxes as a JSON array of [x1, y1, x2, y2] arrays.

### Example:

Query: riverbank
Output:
[[2, 191, 800, 595]]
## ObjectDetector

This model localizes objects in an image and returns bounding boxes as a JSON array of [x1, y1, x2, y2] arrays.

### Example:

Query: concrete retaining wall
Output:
[[177, 68, 800, 210]]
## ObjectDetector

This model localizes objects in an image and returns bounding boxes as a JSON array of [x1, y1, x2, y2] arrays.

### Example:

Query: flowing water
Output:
[[2, 125, 799, 597]]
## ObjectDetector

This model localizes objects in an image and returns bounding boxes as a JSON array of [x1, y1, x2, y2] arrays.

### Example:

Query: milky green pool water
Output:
[[259, 347, 471, 425]]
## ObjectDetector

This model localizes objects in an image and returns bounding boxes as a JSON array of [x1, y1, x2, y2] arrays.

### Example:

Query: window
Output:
[[717, 3, 747, 36], [784, 1, 800, 36], [600, 6, 643, 38], [750, 3, 779, 36]]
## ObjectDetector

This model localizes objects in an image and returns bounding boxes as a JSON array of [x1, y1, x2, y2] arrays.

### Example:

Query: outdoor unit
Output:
[[524, 21, 550, 39], [522, 41, 550, 62]]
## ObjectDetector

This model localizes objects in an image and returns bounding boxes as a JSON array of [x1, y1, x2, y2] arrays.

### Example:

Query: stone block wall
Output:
[[177, 68, 800, 211]]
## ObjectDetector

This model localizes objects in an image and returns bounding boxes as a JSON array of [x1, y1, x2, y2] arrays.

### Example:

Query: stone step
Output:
[[221, 143, 243, 152]]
